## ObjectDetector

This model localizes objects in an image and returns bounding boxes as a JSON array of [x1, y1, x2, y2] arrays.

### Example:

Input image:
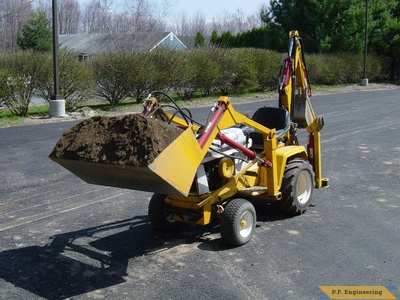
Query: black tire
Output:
[[278, 159, 314, 215], [148, 193, 175, 230], [220, 198, 256, 246]]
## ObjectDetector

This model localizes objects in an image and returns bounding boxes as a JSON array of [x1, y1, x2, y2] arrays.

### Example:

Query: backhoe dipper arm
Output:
[[279, 30, 311, 116], [279, 31, 328, 188]]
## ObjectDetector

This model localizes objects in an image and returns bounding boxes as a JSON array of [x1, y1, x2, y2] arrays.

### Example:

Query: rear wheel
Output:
[[278, 159, 314, 215], [220, 198, 256, 246], [148, 193, 175, 230]]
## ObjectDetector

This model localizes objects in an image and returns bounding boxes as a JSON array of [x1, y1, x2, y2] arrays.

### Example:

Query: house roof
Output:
[[59, 32, 187, 54]]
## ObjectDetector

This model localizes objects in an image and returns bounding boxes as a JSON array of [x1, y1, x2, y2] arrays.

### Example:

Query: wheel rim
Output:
[[238, 211, 254, 238], [164, 206, 175, 223], [296, 170, 312, 204]]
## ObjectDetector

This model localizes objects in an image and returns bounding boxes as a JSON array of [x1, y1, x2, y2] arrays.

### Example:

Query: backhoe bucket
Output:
[[51, 127, 204, 197]]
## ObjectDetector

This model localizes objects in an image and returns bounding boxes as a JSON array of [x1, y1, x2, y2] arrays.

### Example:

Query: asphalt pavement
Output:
[[0, 88, 399, 299]]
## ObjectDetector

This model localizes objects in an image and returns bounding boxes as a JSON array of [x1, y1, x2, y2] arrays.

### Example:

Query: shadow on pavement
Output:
[[0, 216, 218, 299], [0, 202, 292, 299]]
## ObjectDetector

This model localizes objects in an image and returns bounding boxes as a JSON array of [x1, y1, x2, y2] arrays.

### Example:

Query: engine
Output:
[[190, 126, 253, 194]]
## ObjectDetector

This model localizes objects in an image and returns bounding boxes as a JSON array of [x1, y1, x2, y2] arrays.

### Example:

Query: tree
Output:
[[262, 0, 400, 78], [367, 0, 400, 79], [210, 30, 219, 46], [82, 0, 112, 34], [219, 31, 235, 48], [17, 10, 52, 52], [262, 0, 399, 54], [236, 27, 269, 49], [261, 0, 352, 53], [123, 0, 168, 32], [171, 12, 190, 37], [0, 0, 32, 52], [210, 30, 235, 48], [194, 32, 205, 47], [58, 0, 81, 34]]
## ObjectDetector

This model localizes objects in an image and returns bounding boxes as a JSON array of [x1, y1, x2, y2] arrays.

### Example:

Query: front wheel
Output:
[[278, 159, 314, 215], [220, 198, 256, 246], [148, 193, 175, 230]]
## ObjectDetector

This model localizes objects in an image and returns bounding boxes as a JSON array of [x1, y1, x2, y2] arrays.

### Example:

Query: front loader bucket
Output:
[[51, 127, 204, 197]]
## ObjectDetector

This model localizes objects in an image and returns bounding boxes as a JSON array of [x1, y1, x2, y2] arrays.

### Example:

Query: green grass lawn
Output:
[[0, 105, 50, 127], [0, 98, 145, 128]]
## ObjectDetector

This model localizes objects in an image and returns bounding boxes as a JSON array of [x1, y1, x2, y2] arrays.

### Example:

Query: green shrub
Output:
[[123, 51, 158, 103], [230, 49, 259, 94], [170, 51, 198, 100], [0, 51, 46, 116], [208, 48, 262, 95], [307, 53, 389, 85], [35, 50, 94, 108], [91, 52, 129, 106], [365, 54, 388, 81], [307, 54, 341, 85], [189, 47, 221, 97], [211, 48, 236, 95], [250, 48, 282, 91], [150, 48, 181, 93]]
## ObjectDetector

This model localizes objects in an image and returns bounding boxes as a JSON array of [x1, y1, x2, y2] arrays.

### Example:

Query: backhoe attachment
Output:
[[279, 30, 329, 188]]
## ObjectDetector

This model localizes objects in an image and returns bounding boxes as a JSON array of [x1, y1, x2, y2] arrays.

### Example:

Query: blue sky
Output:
[[172, 0, 266, 18], [79, 0, 268, 19]]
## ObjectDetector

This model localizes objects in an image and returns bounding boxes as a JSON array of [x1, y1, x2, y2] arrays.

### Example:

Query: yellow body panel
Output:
[[275, 146, 307, 187], [149, 126, 204, 196]]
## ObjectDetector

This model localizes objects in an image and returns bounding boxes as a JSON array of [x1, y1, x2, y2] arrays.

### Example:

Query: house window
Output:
[[78, 54, 89, 61]]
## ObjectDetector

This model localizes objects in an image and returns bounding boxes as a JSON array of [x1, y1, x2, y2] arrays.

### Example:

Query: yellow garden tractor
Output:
[[52, 31, 328, 246]]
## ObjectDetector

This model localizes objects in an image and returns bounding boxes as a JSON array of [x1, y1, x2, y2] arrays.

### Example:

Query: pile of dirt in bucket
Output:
[[49, 114, 184, 167]]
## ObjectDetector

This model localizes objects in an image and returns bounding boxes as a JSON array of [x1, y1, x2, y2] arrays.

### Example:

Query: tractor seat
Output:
[[250, 107, 291, 148]]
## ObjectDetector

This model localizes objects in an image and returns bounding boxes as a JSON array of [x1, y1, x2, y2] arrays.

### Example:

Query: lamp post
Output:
[[361, 0, 369, 86], [49, 0, 66, 117]]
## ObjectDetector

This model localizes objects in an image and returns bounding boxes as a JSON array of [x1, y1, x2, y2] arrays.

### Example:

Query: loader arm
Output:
[[142, 95, 287, 198]]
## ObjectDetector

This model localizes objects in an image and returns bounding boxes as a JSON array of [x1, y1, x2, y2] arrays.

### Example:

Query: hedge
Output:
[[0, 50, 93, 116], [0, 48, 390, 115]]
